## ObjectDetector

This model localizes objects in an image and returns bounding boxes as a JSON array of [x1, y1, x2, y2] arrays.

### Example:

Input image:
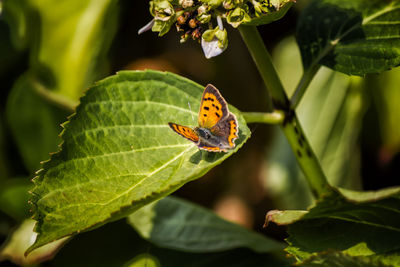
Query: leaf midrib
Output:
[[84, 100, 197, 115], [88, 145, 195, 206], [39, 144, 192, 201], [59, 143, 190, 165], [71, 124, 171, 140]]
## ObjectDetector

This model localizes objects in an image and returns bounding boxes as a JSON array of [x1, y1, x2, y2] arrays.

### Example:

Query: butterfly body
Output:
[[168, 84, 238, 152], [194, 127, 230, 151]]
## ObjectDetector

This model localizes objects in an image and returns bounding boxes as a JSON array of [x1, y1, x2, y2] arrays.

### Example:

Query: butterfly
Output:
[[168, 84, 239, 152]]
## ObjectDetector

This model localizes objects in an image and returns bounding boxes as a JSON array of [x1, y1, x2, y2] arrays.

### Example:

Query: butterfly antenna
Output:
[[188, 101, 195, 123]]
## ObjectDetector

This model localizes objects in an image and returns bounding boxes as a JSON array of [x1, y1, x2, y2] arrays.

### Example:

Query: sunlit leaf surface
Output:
[[28, 70, 250, 253]]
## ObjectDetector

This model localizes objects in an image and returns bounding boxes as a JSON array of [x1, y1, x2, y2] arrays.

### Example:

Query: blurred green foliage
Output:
[[266, 37, 365, 209], [0, 0, 399, 266]]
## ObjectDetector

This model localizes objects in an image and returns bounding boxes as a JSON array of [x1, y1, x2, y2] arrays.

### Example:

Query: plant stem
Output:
[[242, 111, 284, 124], [290, 64, 321, 109], [239, 25, 333, 198]]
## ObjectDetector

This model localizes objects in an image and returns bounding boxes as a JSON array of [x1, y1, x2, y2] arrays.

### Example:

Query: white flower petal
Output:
[[138, 19, 155, 35], [201, 37, 226, 59]]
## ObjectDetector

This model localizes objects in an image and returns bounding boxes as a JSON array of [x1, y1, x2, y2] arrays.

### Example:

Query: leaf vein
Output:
[[327, 215, 400, 232], [99, 145, 195, 206], [86, 100, 197, 116], [363, 4, 400, 25], [65, 143, 191, 163], [72, 124, 171, 140]]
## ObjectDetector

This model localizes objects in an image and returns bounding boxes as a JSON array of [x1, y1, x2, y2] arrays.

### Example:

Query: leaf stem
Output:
[[239, 25, 333, 198], [290, 64, 321, 109], [28, 75, 78, 113], [242, 111, 284, 124]]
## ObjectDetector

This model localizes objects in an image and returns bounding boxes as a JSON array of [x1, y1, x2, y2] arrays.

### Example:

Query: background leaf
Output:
[[368, 67, 400, 156], [6, 75, 68, 173], [264, 36, 364, 210], [128, 196, 284, 253], [299, 251, 395, 267], [2, 0, 120, 175], [297, 0, 400, 75], [0, 119, 9, 181], [27, 0, 119, 100], [28, 70, 250, 253], [47, 219, 292, 267], [3, 0, 119, 101], [278, 187, 400, 264], [0, 178, 32, 221], [1, 0, 33, 50], [123, 253, 160, 267]]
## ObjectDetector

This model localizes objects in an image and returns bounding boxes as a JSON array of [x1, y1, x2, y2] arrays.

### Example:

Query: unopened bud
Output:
[[197, 13, 211, 24], [197, 4, 208, 15], [226, 6, 251, 27], [223, 0, 234, 9], [177, 15, 187, 25], [150, 0, 175, 21], [191, 28, 202, 40], [252, 0, 269, 16], [179, 0, 194, 8], [201, 0, 223, 8], [180, 32, 190, 43], [189, 18, 198, 28]]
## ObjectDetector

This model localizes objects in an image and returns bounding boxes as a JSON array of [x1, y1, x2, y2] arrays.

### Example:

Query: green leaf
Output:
[[0, 21, 23, 79], [123, 253, 161, 267], [265, 210, 307, 226], [2, 0, 33, 50], [128, 196, 284, 253], [299, 251, 394, 267], [6, 74, 68, 173], [0, 116, 10, 180], [266, 36, 364, 210], [297, 0, 400, 75], [368, 67, 400, 155], [0, 178, 32, 221], [50, 219, 292, 267], [243, 1, 294, 26], [8, 0, 119, 101], [274, 187, 400, 264], [28, 70, 250, 253]]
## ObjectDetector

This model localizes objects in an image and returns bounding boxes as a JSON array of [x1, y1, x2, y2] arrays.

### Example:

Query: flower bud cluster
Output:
[[147, 0, 294, 57], [150, 0, 212, 42]]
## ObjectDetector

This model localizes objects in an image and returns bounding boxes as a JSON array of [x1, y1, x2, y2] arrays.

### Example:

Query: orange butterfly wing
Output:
[[169, 84, 238, 152], [210, 113, 239, 148], [168, 123, 199, 143], [198, 84, 229, 129], [197, 143, 222, 152]]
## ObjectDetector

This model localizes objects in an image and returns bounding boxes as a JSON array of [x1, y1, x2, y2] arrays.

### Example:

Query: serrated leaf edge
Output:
[[26, 70, 250, 255]]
